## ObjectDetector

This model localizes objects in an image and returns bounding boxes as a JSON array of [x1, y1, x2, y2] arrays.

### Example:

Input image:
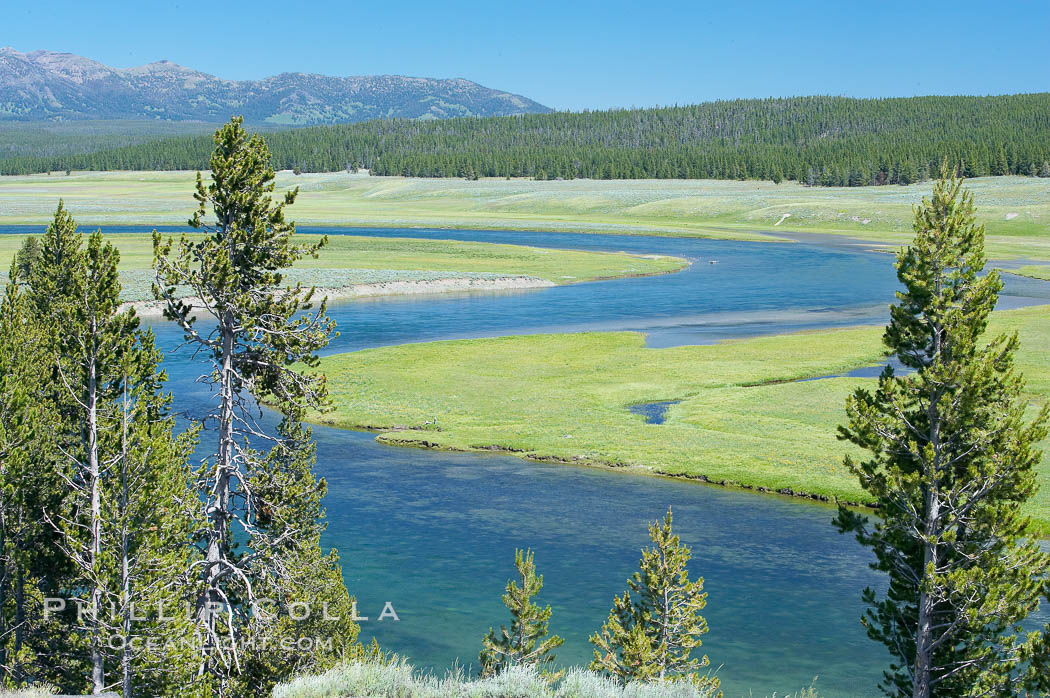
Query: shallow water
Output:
[[3, 224, 1048, 697], [628, 400, 681, 424]]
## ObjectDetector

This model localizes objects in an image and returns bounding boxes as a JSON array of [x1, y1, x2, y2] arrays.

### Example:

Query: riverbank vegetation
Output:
[[3, 96, 1049, 188], [0, 230, 684, 302], [2, 172, 1048, 260], [272, 660, 726, 698], [310, 305, 1050, 531]]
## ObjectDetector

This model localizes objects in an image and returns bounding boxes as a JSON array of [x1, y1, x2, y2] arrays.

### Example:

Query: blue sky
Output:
[[7, 0, 1049, 110]]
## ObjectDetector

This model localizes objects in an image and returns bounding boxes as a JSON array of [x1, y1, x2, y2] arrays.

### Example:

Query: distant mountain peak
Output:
[[0, 48, 551, 124], [130, 59, 187, 71]]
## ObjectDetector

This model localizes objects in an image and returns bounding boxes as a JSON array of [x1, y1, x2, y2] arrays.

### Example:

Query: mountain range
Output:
[[0, 47, 551, 124]]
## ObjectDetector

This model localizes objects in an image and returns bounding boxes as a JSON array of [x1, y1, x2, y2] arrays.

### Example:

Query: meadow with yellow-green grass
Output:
[[1007, 265, 1050, 280], [2, 171, 1049, 259], [310, 305, 1050, 533]]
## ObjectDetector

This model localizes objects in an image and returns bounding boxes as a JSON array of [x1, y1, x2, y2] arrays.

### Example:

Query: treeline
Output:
[[3, 95, 1050, 186], [0, 120, 225, 160]]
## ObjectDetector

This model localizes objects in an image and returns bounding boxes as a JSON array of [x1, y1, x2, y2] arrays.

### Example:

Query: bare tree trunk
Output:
[[87, 342, 105, 694], [120, 522, 132, 698], [659, 582, 669, 681], [120, 383, 132, 698], [913, 359, 943, 698], [913, 489, 939, 698], [0, 514, 7, 674], [201, 312, 235, 677], [14, 566, 24, 683], [120, 533, 131, 697]]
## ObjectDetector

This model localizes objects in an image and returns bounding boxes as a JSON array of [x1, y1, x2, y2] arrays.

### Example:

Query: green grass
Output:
[[1006, 265, 1050, 281], [0, 232, 685, 301], [311, 306, 1050, 532], [2, 172, 1049, 260]]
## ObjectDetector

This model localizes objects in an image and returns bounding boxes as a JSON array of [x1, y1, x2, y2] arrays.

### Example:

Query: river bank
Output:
[[0, 230, 688, 316], [126, 274, 557, 316]]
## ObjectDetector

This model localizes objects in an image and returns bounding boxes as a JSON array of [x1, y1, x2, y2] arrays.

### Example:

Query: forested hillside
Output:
[[4, 95, 1050, 186]]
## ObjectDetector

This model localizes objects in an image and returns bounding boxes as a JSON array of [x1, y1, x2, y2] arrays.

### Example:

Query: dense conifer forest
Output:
[[3, 95, 1050, 186]]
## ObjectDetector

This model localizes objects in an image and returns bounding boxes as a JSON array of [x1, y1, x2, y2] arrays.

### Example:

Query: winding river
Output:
[[5, 224, 1050, 696]]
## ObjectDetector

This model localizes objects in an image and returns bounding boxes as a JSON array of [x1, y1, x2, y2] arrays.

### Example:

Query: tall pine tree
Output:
[[153, 116, 357, 696], [103, 340, 202, 698], [0, 235, 79, 689], [24, 205, 202, 696], [835, 166, 1050, 697]]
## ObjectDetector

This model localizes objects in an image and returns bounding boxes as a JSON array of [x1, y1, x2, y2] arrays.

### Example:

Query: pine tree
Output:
[[479, 549, 564, 679], [104, 340, 202, 698], [14, 237, 40, 281], [0, 248, 80, 689], [24, 205, 202, 696], [590, 508, 719, 694], [991, 146, 1009, 176], [897, 160, 918, 185], [43, 227, 134, 693], [916, 161, 930, 183], [835, 165, 1050, 697], [26, 202, 82, 318], [962, 149, 983, 178], [153, 117, 355, 695]]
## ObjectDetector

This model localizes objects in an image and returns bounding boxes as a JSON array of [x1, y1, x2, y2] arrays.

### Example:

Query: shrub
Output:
[[272, 659, 721, 698], [0, 687, 58, 698]]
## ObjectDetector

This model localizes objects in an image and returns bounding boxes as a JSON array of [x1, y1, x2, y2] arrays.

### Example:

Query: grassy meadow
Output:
[[1008, 265, 1050, 280], [311, 305, 1050, 532], [0, 232, 685, 301], [1, 172, 1049, 260]]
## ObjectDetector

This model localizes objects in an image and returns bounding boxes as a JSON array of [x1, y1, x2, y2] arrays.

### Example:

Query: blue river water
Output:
[[4, 224, 1049, 697]]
